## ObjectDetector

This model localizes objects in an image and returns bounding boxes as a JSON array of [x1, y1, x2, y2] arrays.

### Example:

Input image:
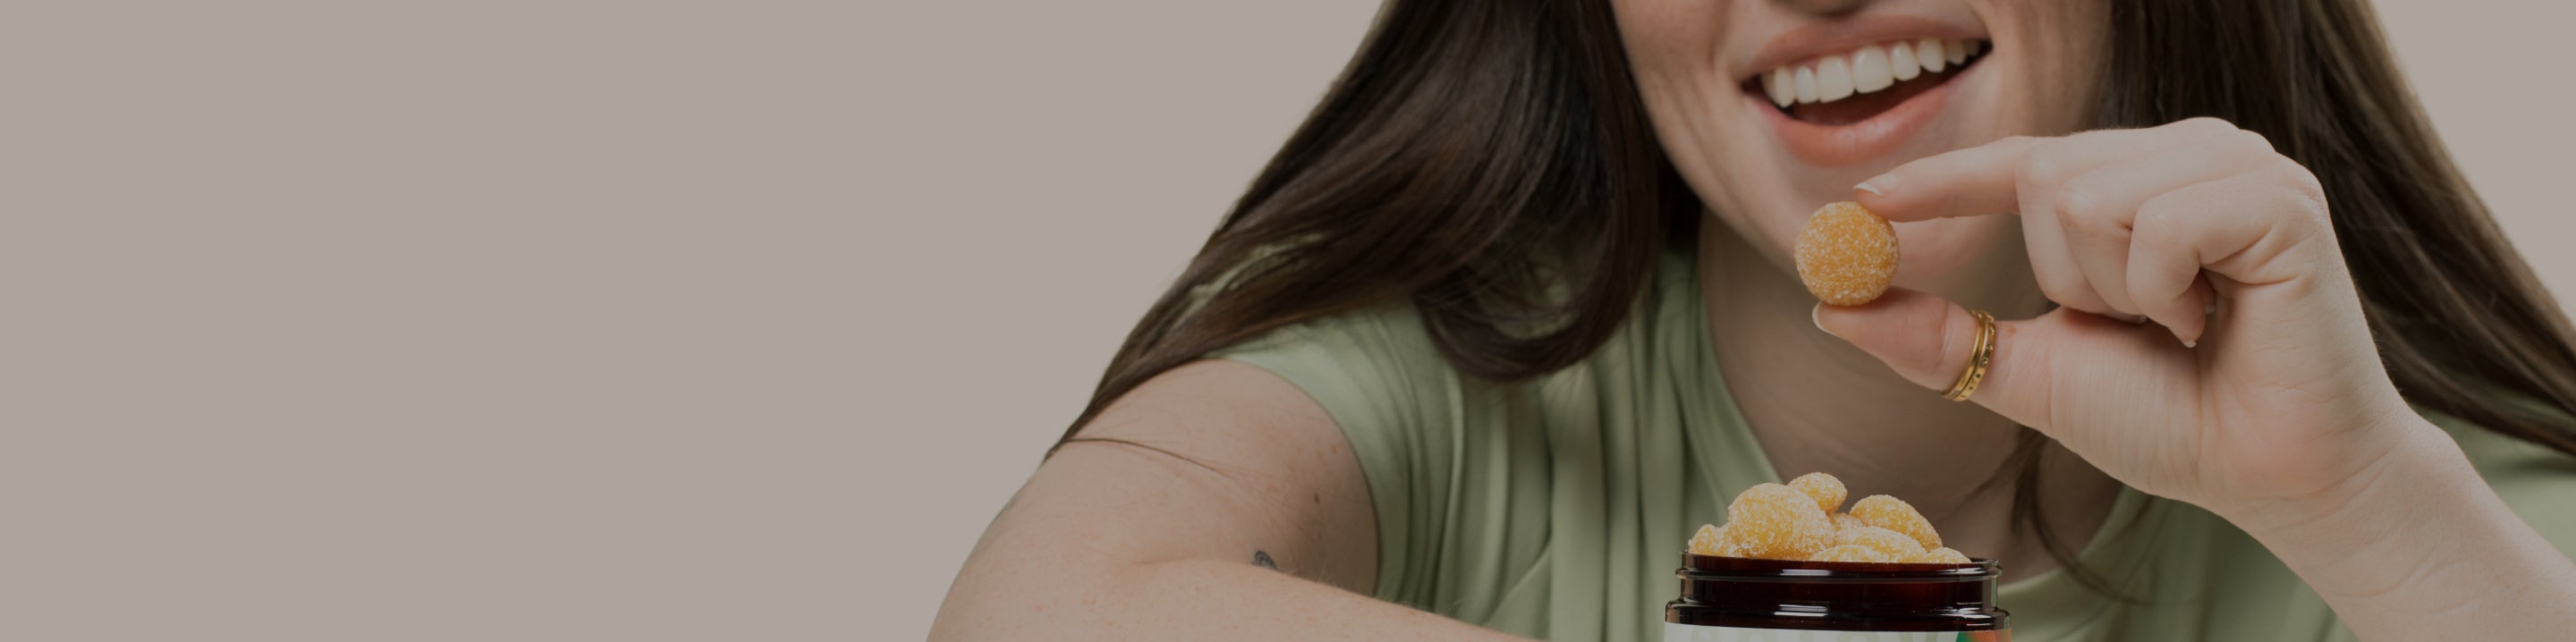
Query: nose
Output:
[[1771, 0, 1873, 16]]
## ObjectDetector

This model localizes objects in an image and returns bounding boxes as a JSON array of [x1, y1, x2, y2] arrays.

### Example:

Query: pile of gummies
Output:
[[1690, 472, 1969, 564]]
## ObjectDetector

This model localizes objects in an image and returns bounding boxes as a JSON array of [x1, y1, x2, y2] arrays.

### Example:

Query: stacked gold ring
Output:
[[1943, 309, 1996, 401]]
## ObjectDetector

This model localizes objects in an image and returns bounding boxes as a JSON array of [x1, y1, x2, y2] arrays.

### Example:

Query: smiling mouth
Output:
[[1742, 38, 1989, 126]]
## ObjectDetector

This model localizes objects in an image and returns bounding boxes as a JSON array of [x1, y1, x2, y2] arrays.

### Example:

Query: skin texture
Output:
[[929, 361, 1505, 640], [936, 1, 2576, 639], [1670, 0, 2115, 585], [1818, 119, 2576, 639]]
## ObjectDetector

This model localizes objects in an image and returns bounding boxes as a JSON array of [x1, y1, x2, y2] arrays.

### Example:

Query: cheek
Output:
[[1612, 0, 1728, 132], [1613, 0, 1785, 240], [1983, 0, 2113, 131], [1612, 0, 1724, 65]]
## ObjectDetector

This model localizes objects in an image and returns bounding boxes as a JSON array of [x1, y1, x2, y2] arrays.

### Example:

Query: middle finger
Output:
[[2052, 131, 2277, 317]]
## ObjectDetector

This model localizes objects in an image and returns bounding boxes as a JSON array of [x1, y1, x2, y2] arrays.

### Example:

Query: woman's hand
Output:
[[1817, 116, 2576, 640], [1815, 117, 2427, 519]]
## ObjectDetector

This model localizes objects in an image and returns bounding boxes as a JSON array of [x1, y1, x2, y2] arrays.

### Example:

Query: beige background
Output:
[[4, 1, 2563, 640]]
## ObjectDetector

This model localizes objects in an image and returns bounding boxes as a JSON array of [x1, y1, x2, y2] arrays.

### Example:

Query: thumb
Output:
[[1812, 288, 2055, 429]]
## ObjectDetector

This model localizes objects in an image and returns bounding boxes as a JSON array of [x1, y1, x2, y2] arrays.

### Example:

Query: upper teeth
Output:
[[1766, 38, 1982, 108]]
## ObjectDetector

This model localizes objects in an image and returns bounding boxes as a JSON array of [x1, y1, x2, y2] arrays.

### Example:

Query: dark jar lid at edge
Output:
[[1664, 552, 2009, 632]]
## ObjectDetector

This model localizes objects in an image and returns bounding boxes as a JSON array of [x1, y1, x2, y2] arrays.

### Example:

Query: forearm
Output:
[[2224, 419, 2576, 639], [934, 559, 1529, 642]]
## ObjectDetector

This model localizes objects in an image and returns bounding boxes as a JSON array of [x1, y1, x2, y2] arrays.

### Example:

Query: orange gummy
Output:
[[1794, 201, 1899, 306], [1831, 511, 1867, 533], [1724, 483, 1836, 559], [1850, 494, 1943, 550], [1689, 524, 1727, 556], [1787, 472, 1848, 514], [1913, 546, 1971, 564], [1810, 545, 1898, 563], [1832, 525, 1928, 560]]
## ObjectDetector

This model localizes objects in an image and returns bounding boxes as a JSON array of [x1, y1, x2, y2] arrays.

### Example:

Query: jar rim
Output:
[[1679, 552, 2000, 580]]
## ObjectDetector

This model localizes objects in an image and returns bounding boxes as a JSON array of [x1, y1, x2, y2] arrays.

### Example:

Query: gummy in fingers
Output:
[[1796, 202, 1899, 306]]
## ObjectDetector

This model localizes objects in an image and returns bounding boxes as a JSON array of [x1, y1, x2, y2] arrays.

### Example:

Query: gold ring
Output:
[[1943, 309, 1996, 401]]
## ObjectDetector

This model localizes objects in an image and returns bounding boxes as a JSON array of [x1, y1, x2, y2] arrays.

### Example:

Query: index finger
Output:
[[1852, 135, 2045, 222], [1854, 121, 2237, 222]]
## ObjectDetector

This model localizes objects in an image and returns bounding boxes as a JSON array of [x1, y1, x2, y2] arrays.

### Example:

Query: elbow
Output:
[[932, 555, 1152, 641]]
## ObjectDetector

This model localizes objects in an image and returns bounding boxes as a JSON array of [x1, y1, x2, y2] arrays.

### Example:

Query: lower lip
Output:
[[1754, 64, 1970, 168]]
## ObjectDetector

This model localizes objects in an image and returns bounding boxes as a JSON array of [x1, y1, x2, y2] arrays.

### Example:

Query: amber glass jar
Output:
[[1664, 553, 2010, 641]]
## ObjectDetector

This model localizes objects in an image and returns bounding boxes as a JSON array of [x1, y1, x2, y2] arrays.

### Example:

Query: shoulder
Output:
[[1208, 249, 1705, 426], [1212, 303, 1468, 434], [1205, 304, 1483, 602]]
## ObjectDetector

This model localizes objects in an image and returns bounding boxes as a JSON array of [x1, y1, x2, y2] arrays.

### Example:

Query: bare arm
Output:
[[2221, 421, 2576, 640], [929, 360, 1531, 641]]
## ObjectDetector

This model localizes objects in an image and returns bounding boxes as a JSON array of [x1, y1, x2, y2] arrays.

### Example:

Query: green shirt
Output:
[[1214, 252, 2576, 641]]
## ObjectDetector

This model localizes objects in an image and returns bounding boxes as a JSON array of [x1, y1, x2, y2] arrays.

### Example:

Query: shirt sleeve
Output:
[[1210, 304, 1464, 602]]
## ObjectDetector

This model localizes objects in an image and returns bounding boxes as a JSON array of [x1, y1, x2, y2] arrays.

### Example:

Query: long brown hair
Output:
[[1056, 0, 2576, 589]]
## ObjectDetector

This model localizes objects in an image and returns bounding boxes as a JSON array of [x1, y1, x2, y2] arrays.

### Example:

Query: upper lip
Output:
[[1736, 15, 1989, 84]]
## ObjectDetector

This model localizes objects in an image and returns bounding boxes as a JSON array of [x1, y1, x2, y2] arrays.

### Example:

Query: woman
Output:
[[934, 0, 2576, 639]]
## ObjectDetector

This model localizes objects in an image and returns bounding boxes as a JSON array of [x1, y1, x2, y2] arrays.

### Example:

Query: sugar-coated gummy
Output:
[[1715, 527, 1752, 557], [1833, 524, 1929, 559], [1787, 472, 1847, 514], [1699, 475, 1955, 562], [1831, 511, 1868, 533], [1809, 545, 1898, 563], [1689, 524, 1725, 555], [1691, 523, 1754, 557], [1724, 483, 1837, 559], [1794, 201, 1899, 306], [1850, 494, 1944, 550]]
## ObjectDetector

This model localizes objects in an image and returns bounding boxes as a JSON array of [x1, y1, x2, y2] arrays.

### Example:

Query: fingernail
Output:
[[1811, 302, 1835, 336], [1853, 177, 1889, 198], [2182, 340, 2197, 349]]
